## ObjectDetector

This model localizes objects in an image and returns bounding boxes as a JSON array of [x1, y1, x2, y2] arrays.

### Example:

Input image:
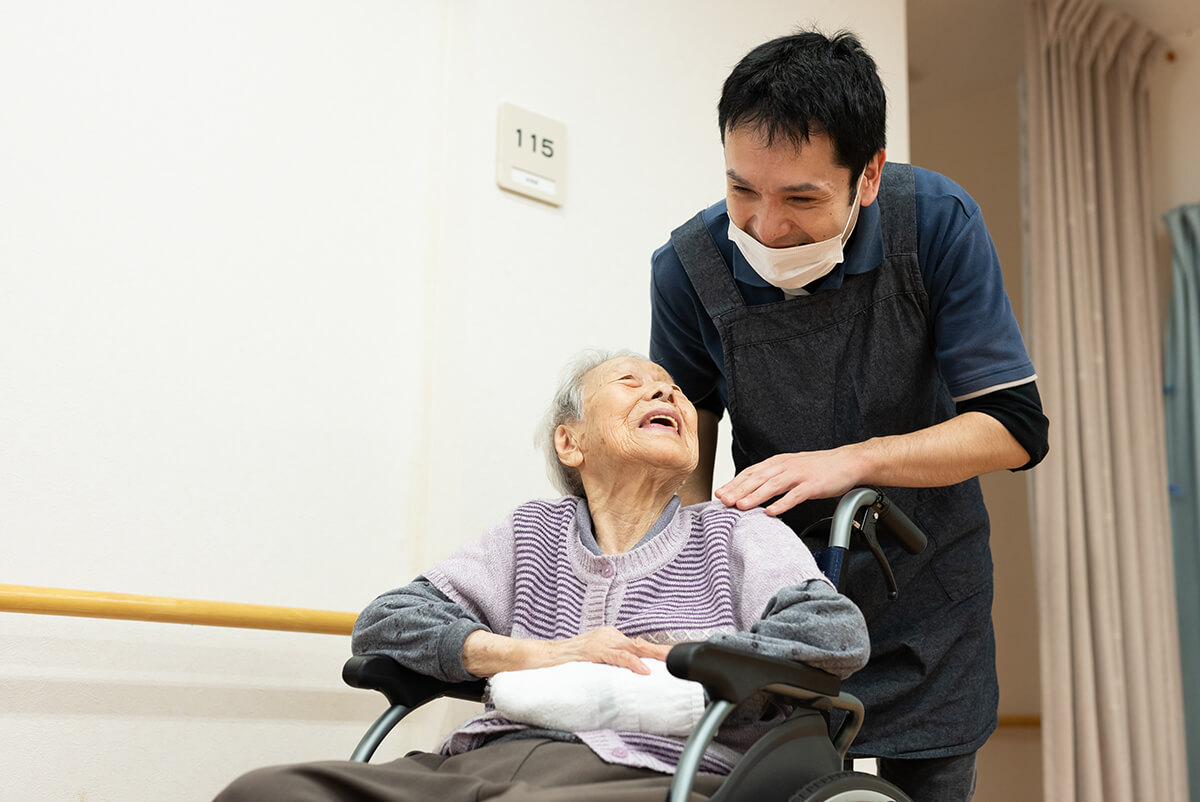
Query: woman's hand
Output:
[[549, 626, 672, 675], [462, 626, 670, 678]]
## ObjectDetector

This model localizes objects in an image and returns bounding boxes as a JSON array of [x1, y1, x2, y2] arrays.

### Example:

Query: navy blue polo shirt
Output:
[[649, 165, 1036, 418]]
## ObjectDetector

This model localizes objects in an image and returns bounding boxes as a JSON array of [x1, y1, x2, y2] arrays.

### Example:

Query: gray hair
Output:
[[538, 348, 646, 498]]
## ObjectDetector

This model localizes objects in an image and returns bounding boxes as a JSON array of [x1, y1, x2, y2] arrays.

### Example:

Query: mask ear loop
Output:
[[839, 173, 866, 242]]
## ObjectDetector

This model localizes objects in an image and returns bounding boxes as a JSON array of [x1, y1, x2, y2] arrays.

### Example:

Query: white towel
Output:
[[488, 659, 706, 736]]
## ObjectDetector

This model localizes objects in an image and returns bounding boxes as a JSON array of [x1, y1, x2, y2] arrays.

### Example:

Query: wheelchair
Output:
[[343, 487, 927, 802]]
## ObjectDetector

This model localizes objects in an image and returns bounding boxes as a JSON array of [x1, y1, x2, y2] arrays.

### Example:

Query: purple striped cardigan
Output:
[[424, 497, 831, 776]]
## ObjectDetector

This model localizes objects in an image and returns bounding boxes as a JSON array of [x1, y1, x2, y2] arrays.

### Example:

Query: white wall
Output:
[[0, 2, 910, 800], [419, 0, 911, 554]]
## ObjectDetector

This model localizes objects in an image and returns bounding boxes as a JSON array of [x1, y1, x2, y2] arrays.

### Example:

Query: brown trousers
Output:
[[213, 739, 723, 802]]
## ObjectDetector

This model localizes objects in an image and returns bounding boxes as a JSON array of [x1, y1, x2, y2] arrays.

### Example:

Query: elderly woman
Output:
[[214, 351, 868, 802]]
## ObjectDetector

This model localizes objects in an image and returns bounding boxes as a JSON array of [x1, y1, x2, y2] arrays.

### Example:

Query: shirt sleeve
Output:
[[351, 512, 522, 683], [957, 380, 1050, 470], [351, 577, 488, 683], [711, 581, 870, 679], [915, 171, 1037, 400]]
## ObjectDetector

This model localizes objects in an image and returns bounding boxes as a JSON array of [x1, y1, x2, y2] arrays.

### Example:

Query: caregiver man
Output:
[[649, 30, 1049, 801]]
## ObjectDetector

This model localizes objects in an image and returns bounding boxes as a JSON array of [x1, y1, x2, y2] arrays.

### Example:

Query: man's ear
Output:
[[555, 424, 583, 469], [859, 148, 887, 207]]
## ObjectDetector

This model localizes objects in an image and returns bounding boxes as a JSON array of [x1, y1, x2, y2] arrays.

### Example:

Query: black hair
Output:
[[718, 30, 887, 185]]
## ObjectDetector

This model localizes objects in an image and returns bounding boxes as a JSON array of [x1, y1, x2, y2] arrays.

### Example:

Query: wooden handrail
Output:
[[0, 584, 1042, 728], [0, 584, 356, 635]]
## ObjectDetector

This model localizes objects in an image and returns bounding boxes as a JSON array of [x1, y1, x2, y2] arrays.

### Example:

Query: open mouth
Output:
[[639, 408, 681, 434]]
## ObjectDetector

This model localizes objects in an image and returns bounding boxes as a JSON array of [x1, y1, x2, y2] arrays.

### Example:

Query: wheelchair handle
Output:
[[871, 490, 927, 555], [822, 488, 928, 600], [828, 487, 927, 554]]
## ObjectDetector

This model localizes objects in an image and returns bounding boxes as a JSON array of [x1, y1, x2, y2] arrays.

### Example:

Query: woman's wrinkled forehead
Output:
[[584, 357, 674, 393]]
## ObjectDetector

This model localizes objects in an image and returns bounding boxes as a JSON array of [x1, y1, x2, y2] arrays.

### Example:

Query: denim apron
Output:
[[669, 163, 998, 758]]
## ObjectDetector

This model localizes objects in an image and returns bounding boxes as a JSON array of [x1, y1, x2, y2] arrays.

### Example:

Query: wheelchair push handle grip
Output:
[[874, 493, 927, 555], [826, 488, 927, 601]]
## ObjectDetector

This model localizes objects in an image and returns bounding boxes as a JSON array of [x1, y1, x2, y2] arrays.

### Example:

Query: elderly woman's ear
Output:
[[554, 424, 584, 468]]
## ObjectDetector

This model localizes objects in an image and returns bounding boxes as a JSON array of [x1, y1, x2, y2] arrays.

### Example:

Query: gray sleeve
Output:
[[350, 576, 490, 683], [710, 579, 870, 679]]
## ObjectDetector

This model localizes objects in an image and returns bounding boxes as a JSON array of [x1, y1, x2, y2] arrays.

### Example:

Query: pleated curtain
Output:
[[1024, 1, 1189, 799], [1165, 201, 1200, 801]]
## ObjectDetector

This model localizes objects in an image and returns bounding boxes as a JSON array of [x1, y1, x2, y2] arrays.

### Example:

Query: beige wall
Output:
[[910, 81, 1039, 717], [909, 79, 1043, 801], [909, 6, 1200, 801], [1149, 28, 1200, 297]]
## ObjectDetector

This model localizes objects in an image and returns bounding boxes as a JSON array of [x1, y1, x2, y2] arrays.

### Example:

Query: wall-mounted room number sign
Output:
[[496, 103, 566, 206]]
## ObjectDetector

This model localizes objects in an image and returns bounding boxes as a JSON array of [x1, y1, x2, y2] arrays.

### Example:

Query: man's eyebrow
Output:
[[725, 169, 824, 193]]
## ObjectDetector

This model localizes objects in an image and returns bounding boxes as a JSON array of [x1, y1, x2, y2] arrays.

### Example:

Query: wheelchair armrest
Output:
[[666, 641, 841, 705], [343, 654, 487, 708]]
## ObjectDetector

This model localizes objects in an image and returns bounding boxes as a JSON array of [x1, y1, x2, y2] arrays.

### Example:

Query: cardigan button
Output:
[[612, 746, 629, 758], [601, 563, 615, 578]]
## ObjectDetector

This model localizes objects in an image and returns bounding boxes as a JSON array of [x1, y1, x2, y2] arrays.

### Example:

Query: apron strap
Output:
[[878, 162, 918, 258], [670, 212, 743, 319]]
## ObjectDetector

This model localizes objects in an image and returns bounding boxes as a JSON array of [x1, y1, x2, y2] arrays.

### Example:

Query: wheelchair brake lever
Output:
[[856, 509, 899, 601]]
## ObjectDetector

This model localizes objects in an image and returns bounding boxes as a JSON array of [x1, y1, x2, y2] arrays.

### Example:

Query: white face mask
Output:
[[728, 176, 864, 294]]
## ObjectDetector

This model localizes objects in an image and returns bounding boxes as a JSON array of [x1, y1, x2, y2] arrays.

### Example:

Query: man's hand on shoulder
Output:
[[714, 412, 1031, 516], [714, 446, 868, 516]]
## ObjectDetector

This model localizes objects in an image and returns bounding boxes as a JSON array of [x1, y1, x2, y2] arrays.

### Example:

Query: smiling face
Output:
[[724, 125, 883, 248], [554, 357, 699, 491]]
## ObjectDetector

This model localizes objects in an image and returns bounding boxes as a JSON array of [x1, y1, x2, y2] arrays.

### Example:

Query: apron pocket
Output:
[[911, 484, 992, 601]]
